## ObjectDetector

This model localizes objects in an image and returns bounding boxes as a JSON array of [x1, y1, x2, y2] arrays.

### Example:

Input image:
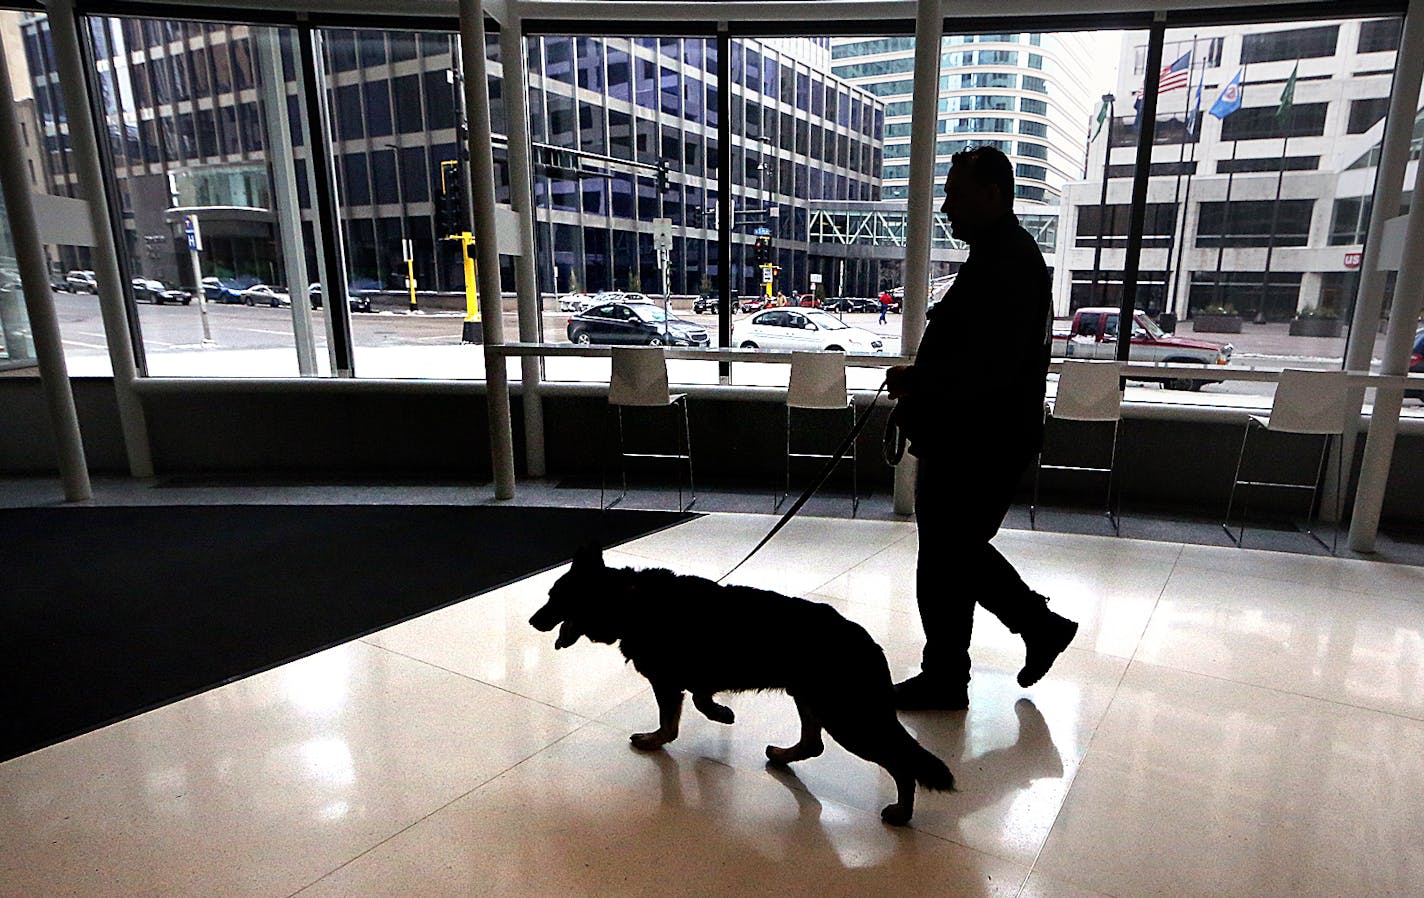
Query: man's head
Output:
[[941, 146, 1014, 241]]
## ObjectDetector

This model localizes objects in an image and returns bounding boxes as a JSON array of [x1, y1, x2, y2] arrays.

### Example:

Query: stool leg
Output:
[[1106, 418, 1121, 536], [1223, 422, 1251, 546], [681, 396, 696, 512], [1306, 434, 1333, 553], [850, 402, 859, 518], [613, 405, 628, 509]]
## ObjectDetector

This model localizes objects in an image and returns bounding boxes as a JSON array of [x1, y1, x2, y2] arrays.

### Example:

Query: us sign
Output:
[[1344, 251, 1362, 269]]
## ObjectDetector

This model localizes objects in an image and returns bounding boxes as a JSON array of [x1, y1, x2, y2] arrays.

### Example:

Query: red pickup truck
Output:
[[1053, 307, 1233, 391]]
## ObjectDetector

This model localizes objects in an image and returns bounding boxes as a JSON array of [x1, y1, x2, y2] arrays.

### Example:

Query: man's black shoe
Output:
[[1017, 612, 1078, 688], [893, 674, 968, 711]]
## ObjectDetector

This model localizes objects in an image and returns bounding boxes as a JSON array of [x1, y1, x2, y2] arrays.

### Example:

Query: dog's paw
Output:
[[630, 731, 672, 751], [703, 703, 735, 725], [880, 802, 913, 827]]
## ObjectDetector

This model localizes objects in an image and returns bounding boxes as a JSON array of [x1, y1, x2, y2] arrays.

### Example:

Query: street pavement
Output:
[[47, 291, 1418, 415]]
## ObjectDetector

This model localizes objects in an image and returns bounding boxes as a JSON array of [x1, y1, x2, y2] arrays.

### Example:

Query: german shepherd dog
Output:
[[529, 546, 955, 825]]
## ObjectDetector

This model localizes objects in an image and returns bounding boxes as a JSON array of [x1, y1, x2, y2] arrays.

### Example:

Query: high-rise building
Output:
[[830, 31, 1100, 205]]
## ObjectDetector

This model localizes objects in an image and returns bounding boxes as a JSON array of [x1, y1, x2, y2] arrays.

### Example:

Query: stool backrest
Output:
[[787, 351, 849, 409], [1268, 369, 1348, 434], [1052, 361, 1122, 422], [609, 347, 671, 406]]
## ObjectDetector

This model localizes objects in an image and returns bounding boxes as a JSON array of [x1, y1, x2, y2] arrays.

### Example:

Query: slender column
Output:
[[499, 16, 546, 477], [1349, 72, 1424, 550], [1332, 0, 1424, 525], [46, 0, 152, 476], [0, 29, 90, 500], [254, 28, 318, 376], [892, 0, 943, 515], [1117, 15, 1165, 363], [460, 0, 516, 499]]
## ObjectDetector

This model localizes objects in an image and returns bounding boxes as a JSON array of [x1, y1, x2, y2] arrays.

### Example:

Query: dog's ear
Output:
[[571, 543, 605, 572]]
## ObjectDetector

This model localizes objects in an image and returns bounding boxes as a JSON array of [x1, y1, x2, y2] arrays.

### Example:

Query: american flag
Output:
[[1159, 51, 1192, 93]]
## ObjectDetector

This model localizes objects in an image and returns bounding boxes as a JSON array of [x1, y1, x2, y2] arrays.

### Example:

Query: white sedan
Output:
[[239, 284, 291, 307], [557, 292, 594, 312], [732, 308, 885, 353]]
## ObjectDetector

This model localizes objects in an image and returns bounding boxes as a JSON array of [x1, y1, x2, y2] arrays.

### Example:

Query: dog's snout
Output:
[[529, 602, 561, 632]]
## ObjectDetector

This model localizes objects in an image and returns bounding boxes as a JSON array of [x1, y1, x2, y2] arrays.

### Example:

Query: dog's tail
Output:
[[907, 737, 955, 792]]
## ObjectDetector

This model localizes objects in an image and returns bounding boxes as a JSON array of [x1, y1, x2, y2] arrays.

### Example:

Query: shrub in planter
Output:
[[1192, 303, 1242, 334], [1289, 305, 1343, 337]]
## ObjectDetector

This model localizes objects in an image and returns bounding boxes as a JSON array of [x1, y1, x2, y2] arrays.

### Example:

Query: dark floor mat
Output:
[[0, 504, 691, 762]]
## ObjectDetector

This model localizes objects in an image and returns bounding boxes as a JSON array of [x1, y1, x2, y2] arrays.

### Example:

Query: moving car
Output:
[[240, 284, 291, 307], [201, 277, 251, 303], [566, 301, 710, 346], [1053, 307, 1232, 391], [308, 282, 374, 313], [131, 277, 191, 305], [821, 296, 880, 314], [739, 296, 770, 313], [732, 308, 884, 353], [1409, 328, 1424, 400], [64, 270, 97, 293]]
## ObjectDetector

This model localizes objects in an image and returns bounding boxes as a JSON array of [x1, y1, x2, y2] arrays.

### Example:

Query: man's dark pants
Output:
[[914, 449, 1046, 686]]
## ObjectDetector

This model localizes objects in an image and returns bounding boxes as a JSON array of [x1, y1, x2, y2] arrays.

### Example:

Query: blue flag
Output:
[[1209, 68, 1243, 119]]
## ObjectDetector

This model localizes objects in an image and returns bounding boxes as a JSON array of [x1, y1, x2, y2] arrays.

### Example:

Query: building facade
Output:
[[1057, 17, 1411, 322], [18, 15, 886, 303]]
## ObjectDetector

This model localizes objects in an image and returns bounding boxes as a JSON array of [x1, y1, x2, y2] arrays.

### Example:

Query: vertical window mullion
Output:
[[1117, 15, 1165, 365]]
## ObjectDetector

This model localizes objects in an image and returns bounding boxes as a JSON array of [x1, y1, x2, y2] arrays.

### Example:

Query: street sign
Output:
[[761, 267, 774, 284], [402, 238, 413, 262], [183, 214, 202, 252], [809, 273, 823, 284], [652, 217, 673, 251], [753, 226, 771, 237]]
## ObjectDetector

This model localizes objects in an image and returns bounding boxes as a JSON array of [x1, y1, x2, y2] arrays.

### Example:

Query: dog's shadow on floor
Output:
[[643, 750, 1001, 896]]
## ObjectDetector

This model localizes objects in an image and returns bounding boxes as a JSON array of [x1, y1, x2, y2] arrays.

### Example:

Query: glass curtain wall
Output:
[[317, 26, 503, 380], [1062, 15, 1407, 406]]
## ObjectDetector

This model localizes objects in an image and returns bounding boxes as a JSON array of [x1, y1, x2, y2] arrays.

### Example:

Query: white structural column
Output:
[[499, 15, 547, 477], [46, 0, 152, 477], [254, 28, 318, 376], [461, 0, 517, 499], [892, 0, 943, 515], [1334, 0, 1424, 523], [1350, 44, 1424, 549], [0, 31, 90, 501]]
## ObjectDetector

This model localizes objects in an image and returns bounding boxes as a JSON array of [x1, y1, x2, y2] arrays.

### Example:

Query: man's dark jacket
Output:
[[896, 213, 1052, 461]]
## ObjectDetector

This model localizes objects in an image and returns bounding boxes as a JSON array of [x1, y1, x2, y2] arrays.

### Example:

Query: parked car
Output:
[[732, 308, 884, 353], [131, 277, 191, 305], [739, 296, 770, 313], [692, 293, 721, 314], [1053, 307, 1232, 391], [558, 292, 594, 312], [566, 301, 710, 346], [64, 270, 97, 293], [1408, 328, 1424, 400], [200, 276, 249, 303], [822, 296, 880, 314], [238, 284, 291, 307], [308, 282, 373, 313]]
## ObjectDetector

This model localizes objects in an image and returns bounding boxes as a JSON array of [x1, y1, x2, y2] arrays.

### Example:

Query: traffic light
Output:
[[657, 161, 671, 194], [437, 159, 466, 238], [753, 235, 771, 265]]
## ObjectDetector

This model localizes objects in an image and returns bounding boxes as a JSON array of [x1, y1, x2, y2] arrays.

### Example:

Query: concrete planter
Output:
[[1191, 315, 1243, 334], [1289, 317, 1343, 338]]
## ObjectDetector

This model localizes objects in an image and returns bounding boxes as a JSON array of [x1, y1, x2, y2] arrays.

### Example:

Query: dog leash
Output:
[[717, 380, 891, 584]]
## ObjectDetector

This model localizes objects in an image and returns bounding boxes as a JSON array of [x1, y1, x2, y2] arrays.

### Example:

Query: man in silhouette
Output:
[[887, 147, 1078, 711]]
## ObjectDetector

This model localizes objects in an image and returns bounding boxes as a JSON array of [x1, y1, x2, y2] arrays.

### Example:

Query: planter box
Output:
[[1191, 315, 1243, 334], [1289, 318, 1343, 338]]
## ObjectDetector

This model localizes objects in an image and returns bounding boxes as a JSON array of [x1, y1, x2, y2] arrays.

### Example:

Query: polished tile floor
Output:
[[4, 511, 1424, 897]]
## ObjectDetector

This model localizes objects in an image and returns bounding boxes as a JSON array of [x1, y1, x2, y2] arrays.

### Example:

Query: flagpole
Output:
[[1090, 94, 1115, 306], [1162, 35, 1199, 324], [1211, 61, 1246, 314], [1257, 61, 1297, 325]]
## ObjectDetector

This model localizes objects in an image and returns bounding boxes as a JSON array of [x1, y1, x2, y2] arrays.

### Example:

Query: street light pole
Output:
[[1090, 93, 1115, 307], [384, 142, 417, 312]]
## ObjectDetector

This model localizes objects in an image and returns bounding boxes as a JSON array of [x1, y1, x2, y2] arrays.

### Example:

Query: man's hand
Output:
[[886, 365, 914, 400]]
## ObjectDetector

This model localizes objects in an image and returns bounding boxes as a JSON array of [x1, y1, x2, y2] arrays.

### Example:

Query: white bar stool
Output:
[[603, 346, 695, 512], [1032, 360, 1124, 534], [778, 351, 857, 516]]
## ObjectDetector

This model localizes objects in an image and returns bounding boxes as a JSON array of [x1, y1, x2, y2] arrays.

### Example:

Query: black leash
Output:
[[717, 380, 891, 583]]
